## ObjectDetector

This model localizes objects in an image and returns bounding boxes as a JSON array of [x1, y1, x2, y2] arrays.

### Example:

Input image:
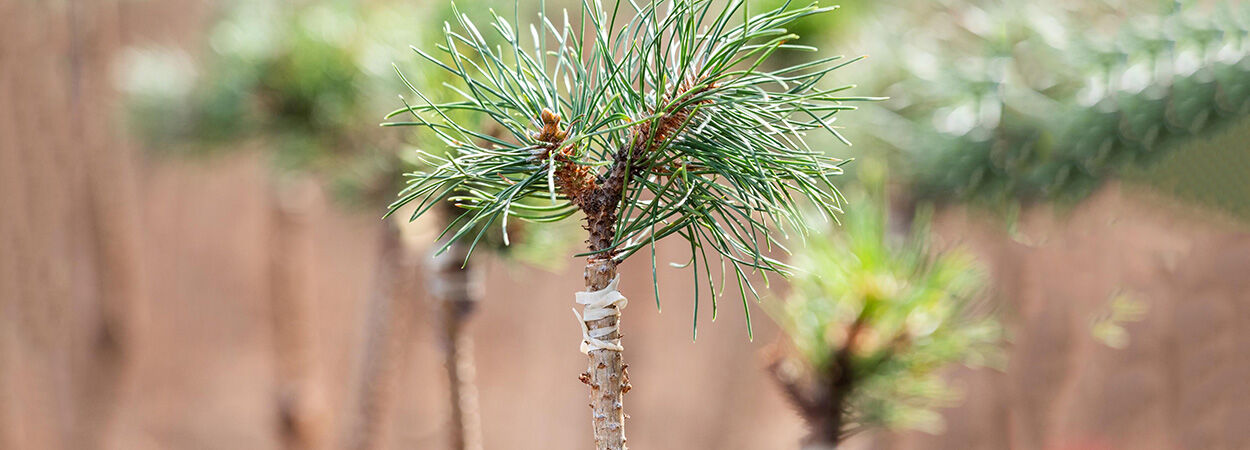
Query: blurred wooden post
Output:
[[268, 178, 329, 450]]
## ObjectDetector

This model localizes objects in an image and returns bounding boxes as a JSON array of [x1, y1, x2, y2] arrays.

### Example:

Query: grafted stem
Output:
[[574, 135, 632, 449], [581, 257, 629, 450], [576, 182, 630, 448], [556, 77, 709, 450]]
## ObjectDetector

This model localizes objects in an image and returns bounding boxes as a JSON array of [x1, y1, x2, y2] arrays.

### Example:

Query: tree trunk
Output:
[[268, 179, 329, 450], [801, 442, 839, 450], [71, 2, 145, 448], [800, 413, 844, 450], [769, 320, 861, 450], [431, 236, 483, 450], [581, 258, 629, 450], [345, 219, 416, 450]]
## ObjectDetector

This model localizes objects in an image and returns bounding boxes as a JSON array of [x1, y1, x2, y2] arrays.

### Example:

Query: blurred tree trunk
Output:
[[0, 1, 149, 448], [268, 179, 329, 450], [348, 200, 485, 450], [70, 1, 146, 449], [430, 229, 483, 450], [345, 218, 419, 450]]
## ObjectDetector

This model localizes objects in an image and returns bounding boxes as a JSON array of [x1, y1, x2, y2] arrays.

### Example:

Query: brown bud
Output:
[[541, 107, 560, 125]]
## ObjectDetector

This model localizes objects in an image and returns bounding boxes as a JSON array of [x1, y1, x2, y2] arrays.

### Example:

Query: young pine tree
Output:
[[768, 195, 1001, 449], [388, 1, 871, 448]]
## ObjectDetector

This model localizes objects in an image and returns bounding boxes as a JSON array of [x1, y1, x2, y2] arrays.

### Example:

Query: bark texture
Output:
[[581, 257, 629, 450]]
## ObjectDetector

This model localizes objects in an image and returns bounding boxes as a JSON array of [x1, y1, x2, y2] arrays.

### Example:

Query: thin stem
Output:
[[439, 301, 483, 450], [432, 203, 484, 450], [768, 317, 865, 450], [581, 257, 628, 450], [346, 219, 414, 450]]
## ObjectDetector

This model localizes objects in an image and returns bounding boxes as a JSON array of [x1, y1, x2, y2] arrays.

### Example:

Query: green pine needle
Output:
[[388, 0, 872, 334]]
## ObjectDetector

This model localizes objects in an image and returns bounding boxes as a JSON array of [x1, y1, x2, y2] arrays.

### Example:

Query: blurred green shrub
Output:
[[118, 0, 577, 263], [769, 194, 1001, 443], [119, 0, 436, 203]]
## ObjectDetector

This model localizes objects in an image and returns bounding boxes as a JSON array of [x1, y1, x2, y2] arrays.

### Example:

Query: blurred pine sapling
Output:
[[118, 0, 414, 202], [848, 0, 1250, 208], [768, 196, 1001, 448], [387, 0, 871, 447], [117, 2, 560, 448]]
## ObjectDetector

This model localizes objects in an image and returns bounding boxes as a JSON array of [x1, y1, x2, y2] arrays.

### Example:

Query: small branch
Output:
[[766, 354, 820, 418], [345, 220, 414, 450]]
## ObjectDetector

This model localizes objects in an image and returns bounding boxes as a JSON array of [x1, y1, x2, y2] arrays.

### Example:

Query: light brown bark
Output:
[[581, 258, 629, 450]]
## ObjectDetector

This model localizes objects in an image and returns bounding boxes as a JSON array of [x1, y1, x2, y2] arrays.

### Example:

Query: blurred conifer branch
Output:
[[851, 1, 1250, 206]]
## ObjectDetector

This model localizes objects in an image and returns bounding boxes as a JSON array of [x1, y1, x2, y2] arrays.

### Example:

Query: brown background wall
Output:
[[2, 1, 1248, 449]]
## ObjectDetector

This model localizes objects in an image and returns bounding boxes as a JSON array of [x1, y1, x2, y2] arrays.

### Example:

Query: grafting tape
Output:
[[572, 275, 628, 353]]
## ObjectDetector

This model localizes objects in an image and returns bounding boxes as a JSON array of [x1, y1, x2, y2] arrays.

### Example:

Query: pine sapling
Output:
[[768, 196, 1001, 448], [388, 1, 872, 448]]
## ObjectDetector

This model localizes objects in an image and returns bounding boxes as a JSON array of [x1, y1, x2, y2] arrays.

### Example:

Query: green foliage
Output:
[[389, 0, 872, 324], [845, 0, 1250, 207], [119, 0, 425, 202], [750, 0, 871, 50], [773, 197, 1001, 432], [1123, 117, 1250, 221], [119, 0, 579, 262]]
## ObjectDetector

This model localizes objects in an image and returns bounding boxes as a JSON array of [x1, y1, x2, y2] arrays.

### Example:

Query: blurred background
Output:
[[2, 0, 1248, 449]]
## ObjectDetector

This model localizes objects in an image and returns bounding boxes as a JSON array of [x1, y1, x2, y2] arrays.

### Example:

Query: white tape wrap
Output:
[[573, 275, 628, 354]]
